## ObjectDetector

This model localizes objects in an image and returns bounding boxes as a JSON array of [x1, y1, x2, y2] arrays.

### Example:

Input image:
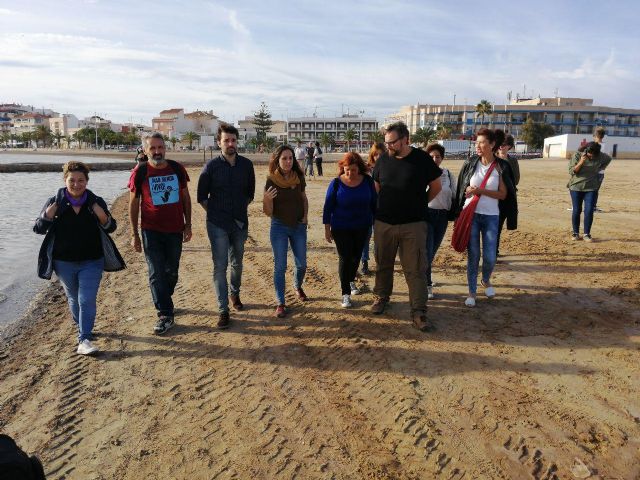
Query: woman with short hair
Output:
[[568, 141, 611, 241], [34, 161, 125, 355], [425, 143, 456, 299], [263, 145, 309, 318], [323, 152, 377, 307]]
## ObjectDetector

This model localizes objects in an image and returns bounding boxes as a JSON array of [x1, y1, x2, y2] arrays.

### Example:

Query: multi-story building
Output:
[[287, 115, 379, 148], [49, 114, 79, 137], [152, 108, 220, 140], [387, 97, 640, 138], [11, 113, 50, 135]]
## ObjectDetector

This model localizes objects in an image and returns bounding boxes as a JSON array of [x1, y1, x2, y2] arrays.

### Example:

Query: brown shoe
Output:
[[295, 287, 308, 301], [412, 314, 433, 332], [370, 297, 388, 314], [229, 294, 243, 311], [217, 311, 230, 330], [275, 305, 287, 318]]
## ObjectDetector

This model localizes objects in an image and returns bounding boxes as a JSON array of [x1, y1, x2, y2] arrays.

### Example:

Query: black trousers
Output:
[[315, 158, 323, 176], [332, 227, 369, 295], [496, 212, 507, 255]]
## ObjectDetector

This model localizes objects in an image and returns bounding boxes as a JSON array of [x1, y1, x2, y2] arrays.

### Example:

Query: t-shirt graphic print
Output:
[[149, 174, 180, 206]]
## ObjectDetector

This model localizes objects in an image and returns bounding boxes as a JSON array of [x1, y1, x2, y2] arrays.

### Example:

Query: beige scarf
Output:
[[269, 169, 300, 189]]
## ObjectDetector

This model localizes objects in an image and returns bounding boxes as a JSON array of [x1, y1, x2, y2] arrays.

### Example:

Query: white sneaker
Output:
[[427, 286, 434, 300], [77, 339, 98, 355], [349, 282, 360, 295], [464, 297, 476, 307], [485, 286, 496, 298], [341, 294, 352, 308]]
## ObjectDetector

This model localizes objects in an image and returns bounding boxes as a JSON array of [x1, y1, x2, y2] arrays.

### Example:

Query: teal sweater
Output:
[[567, 151, 611, 191]]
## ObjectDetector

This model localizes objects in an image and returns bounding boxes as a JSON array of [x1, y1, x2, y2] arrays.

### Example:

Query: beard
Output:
[[223, 146, 236, 156]]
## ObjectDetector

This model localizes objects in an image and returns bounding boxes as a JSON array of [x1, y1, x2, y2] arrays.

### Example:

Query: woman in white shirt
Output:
[[455, 129, 508, 307], [425, 144, 456, 299]]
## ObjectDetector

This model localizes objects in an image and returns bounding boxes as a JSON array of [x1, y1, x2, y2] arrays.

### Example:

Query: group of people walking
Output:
[[33, 120, 612, 354]]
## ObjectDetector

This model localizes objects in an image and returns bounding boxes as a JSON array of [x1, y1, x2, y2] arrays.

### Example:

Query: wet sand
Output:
[[1, 159, 639, 479]]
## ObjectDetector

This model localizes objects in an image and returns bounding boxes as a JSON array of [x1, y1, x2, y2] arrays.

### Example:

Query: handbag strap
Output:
[[478, 160, 497, 191]]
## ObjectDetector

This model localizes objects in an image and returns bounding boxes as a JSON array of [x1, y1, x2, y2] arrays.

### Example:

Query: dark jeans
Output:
[[496, 212, 507, 255], [270, 219, 307, 305], [142, 229, 183, 318], [570, 190, 596, 235], [426, 208, 449, 286], [332, 227, 369, 295], [315, 158, 323, 176], [361, 225, 373, 262]]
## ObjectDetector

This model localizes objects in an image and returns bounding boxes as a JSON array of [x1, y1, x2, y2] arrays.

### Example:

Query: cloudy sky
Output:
[[1, 0, 638, 125]]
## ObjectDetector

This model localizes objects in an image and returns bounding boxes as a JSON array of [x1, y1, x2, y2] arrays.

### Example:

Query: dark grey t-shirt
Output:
[[372, 147, 442, 224]]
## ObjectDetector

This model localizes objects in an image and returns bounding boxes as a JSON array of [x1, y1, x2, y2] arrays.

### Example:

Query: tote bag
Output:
[[451, 161, 497, 253]]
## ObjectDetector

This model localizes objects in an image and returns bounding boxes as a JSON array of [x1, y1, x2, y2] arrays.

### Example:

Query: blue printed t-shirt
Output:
[[129, 161, 190, 233]]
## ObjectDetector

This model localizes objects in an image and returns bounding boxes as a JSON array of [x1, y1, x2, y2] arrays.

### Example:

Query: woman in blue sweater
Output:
[[323, 152, 377, 308]]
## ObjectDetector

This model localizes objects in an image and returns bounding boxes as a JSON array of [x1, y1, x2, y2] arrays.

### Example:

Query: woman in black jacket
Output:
[[453, 129, 517, 307], [34, 161, 124, 355]]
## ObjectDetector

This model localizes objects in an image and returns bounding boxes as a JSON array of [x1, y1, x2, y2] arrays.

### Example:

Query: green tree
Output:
[[475, 99, 493, 129], [169, 137, 179, 150], [0, 131, 9, 147], [411, 126, 437, 148], [521, 118, 555, 150], [33, 125, 52, 147], [343, 128, 358, 151], [436, 123, 452, 140], [369, 130, 384, 144], [21, 131, 33, 148], [317, 132, 334, 152], [263, 136, 277, 152], [253, 102, 274, 145], [51, 131, 64, 148], [124, 131, 140, 147], [182, 131, 200, 150]]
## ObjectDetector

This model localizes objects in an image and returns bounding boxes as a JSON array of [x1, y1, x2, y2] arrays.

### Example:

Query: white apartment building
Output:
[[387, 97, 640, 139], [287, 115, 379, 148], [11, 113, 50, 135], [152, 108, 220, 140], [49, 114, 79, 136]]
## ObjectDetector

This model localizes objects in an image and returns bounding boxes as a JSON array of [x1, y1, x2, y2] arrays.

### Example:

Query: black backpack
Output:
[[133, 159, 186, 198], [0, 434, 46, 480], [330, 174, 374, 204]]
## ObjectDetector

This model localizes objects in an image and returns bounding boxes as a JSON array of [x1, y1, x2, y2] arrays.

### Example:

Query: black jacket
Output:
[[34, 188, 125, 279], [453, 155, 518, 230]]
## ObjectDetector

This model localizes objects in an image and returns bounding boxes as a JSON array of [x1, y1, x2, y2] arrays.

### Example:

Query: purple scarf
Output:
[[64, 189, 88, 207]]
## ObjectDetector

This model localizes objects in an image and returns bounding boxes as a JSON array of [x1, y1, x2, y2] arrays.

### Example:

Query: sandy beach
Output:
[[1, 159, 639, 479]]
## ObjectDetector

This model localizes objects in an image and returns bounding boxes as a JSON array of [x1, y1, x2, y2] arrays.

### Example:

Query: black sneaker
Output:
[[154, 316, 175, 335], [217, 311, 230, 330]]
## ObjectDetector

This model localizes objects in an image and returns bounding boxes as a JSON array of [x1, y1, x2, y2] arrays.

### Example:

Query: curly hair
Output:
[[337, 152, 368, 176], [62, 161, 90, 180]]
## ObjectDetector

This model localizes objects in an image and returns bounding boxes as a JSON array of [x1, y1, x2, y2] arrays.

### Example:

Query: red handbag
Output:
[[451, 161, 497, 253]]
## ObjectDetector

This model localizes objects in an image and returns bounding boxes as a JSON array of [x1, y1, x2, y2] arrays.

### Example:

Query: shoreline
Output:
[[1, 162, 638, 478]]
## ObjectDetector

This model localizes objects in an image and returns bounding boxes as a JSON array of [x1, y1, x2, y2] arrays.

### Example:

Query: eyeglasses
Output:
[[384, 135, 405, 147]]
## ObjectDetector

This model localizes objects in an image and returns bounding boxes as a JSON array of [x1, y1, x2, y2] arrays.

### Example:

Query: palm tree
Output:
[[475, 100, 493, 129], [263, 136, 277, 152], [411, 126, 437, 148], [317, 132, 334, 153], [343, 128, 358, 151], [52, 131, 64, 148], [0, 132, 9, 147], [436, 123, 452, 140], [369, 130, 384, 144], [182, 131, 200, 150], [34, 125, 52, 148], [169, 137, 179, 151], [21, 131, 33, 148]]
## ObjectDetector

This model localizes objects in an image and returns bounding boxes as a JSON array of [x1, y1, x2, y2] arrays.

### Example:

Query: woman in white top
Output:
[[425, 143, 456, 299], [455, 128, 507, 307]]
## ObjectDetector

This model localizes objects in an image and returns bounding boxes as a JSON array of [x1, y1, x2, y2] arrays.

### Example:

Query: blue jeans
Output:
[[54, 258, 104, 342], [304, 159, 314, 176], [361, 225, 373, 263], [142, 229, 183, 318], [206, 221, 248, 313], [570, 190, 596, 235], [467, 213, 499, 295], [270, 219, 307, 305], [426, 208, 449, 286]]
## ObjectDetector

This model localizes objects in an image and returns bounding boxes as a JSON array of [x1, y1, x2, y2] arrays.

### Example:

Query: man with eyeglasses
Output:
[[371, 121, 442, 332]]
